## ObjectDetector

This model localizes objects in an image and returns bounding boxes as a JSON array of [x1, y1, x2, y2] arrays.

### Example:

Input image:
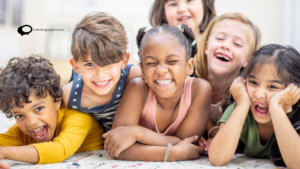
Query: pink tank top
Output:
[[139, 77, 194, 136]]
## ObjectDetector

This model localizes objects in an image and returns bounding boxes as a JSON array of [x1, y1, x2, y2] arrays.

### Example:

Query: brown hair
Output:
[[0, 55, 62, 118], [71, 12, 128, 66], [194, 12, 261, 81], [149, 0, 216, 33]]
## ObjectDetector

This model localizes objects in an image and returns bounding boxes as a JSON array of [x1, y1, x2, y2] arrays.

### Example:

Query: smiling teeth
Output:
[[254, 103, 266, 107], [32, 126, 43, 132], [95, 80, 109, 86], [156, 80, 172, 85], [216, 54, 230, 61]]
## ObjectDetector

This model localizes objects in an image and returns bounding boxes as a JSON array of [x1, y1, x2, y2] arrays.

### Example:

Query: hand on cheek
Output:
[[230, 77, 251, 107], [270, 84, 300, 113]]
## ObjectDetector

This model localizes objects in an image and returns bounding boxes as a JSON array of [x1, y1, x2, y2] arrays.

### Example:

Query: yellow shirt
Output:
[[0, 107, 104, 164]]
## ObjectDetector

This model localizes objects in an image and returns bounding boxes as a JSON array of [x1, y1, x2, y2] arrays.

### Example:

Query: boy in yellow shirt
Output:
[[0, 56, 104, 169]]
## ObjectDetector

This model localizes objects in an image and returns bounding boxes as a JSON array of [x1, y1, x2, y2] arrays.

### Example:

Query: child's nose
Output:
[[221, 40, 231, 51], [156, 65, 168, 76], [26, 116, 39, 128], [253, 88, 266, 100], [177, 2, 187, 13]]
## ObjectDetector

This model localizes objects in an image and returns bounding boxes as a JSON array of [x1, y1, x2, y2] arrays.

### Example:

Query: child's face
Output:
[[205, 20, 250, 76], [140, 34, 193, 99], [71, 54, 129, 96], [247, 65, 286, 124], [11, 92, 61, 143], [164, 0, 204, 35]]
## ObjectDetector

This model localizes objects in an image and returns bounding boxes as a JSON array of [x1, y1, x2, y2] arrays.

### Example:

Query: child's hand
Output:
[[230, 77, 251, 107], [103, 126, 138, 159], [0, 149, 10, 169], [170, 136, 203, 161], [199, 137, 213, 152], [270, 84, 300, 113]]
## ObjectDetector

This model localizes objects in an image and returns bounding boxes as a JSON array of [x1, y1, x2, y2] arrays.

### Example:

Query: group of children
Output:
[[0, 0, 300, 168]]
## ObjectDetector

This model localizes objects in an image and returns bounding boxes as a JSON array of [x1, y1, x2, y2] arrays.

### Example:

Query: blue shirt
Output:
[[67, 64, 133, 131]]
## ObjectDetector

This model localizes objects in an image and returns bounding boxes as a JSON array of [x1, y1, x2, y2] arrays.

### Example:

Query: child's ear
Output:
[[70, 58, 81, 74], [204, 42, 208, 56], [121, 52, 130, 69], [242, 56, 252, 68], [186, 58, 194, 76], [54, 99, 61, 111], [139, 62, 145, 78]]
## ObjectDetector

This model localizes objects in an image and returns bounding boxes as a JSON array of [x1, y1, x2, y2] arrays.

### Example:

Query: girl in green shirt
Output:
[[209, 44, 300, 168]]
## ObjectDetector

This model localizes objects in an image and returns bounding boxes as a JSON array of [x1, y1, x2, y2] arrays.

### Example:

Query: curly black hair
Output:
[[0, 55, 63, 118]]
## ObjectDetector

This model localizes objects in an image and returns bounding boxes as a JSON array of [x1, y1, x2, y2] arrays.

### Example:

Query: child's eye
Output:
[[268, 85, 277, 89], [146, 62, 156, 66], [35, 107, 44, 112], [14, 115, 23, 119], [168, 60, 178, 64], [169, 2, 177, 6], [187, 0, 194, 2], [216, 37, 223, 41], [85, 63, 94, 66], [249, 80, 257, 85], [234, 43, 242, 47]]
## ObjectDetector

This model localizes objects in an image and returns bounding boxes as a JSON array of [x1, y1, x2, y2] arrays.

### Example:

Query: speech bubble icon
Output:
[[17, 25, 33, 36]]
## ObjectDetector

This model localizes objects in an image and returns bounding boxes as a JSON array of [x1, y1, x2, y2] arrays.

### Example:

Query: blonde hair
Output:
[[194, 12, 261, 81]]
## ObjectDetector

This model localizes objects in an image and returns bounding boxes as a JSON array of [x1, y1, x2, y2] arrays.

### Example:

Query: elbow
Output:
[[208, 151, 230, 166]]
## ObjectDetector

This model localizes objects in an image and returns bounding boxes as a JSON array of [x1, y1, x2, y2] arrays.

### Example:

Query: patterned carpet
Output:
[[2, 149, 285, 169]]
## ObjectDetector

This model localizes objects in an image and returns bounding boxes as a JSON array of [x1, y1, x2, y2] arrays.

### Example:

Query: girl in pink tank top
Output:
[[103, 24, 212, 162]]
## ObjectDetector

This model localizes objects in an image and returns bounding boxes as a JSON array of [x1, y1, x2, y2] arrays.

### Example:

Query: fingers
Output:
[[184, 135, 198, 143], [198, 137, 206, 149], [102, 130, 111, 138], [0, 162, 10, 169]]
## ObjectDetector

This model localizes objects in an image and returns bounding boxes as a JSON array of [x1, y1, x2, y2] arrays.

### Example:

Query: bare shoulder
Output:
[[62, 82, 73, 107], [126, 77, 148, 94], [126, 65, 142, 85], [191, 77, 212, 98]]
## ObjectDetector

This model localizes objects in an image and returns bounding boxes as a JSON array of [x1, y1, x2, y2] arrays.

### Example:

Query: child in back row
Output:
[[103, 24, 212, 161], [195, 13, 261, 149], [63, 12, 142, 131], [150, 0, 216, 44], [209, 44, 300, 168], [0, 56, 104, 169]]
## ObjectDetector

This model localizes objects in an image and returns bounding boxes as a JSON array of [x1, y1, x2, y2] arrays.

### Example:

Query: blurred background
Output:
[[0, 0, 300, 132]]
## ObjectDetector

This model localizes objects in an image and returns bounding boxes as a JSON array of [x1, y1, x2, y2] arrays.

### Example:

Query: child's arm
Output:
[[0, 124, 40, 164], [126, 66, 142, 86], [173, 78, 212, 139], [62, 82, 73, 107], [269, 84, 300, 168], [0, 110, 101, 164], [208, 77, 251, 166]]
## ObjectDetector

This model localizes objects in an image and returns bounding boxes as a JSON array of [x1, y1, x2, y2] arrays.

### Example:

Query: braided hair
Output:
[[136, 24, 198, 64]]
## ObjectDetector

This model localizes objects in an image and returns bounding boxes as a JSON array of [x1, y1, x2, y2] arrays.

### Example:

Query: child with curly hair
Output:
[[0, 55, 104, 169]]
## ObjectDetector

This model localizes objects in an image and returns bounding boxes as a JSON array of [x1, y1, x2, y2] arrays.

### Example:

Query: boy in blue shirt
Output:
[[63, 12, 142, 131]]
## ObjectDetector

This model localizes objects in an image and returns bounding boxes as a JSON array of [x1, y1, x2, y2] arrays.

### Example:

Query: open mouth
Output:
[[216, 54, 230, 62], [155, 79, 173, 85], [178, 16, 191, 23], [31, 125, 48, 141], [254, 103, 269, 114]]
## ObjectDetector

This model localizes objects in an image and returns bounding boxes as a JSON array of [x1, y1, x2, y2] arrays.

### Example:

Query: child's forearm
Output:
[[270, 106, 300, 168], [116, 143, 172, 161], [1, 145, 39, 164], [136, 126, 181, 145], [208, 104, 249, 166]]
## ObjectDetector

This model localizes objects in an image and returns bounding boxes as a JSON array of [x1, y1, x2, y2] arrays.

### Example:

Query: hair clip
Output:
[[144, 27, 152, 32], [177, 24, 184, 32], [192, 40, 196, 46]]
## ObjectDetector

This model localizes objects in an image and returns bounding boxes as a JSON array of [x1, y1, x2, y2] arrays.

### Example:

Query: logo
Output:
[[17, 25, 33, 36]]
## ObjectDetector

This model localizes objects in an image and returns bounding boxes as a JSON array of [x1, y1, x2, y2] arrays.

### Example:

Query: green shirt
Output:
[[219, 102, 294, 158]]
